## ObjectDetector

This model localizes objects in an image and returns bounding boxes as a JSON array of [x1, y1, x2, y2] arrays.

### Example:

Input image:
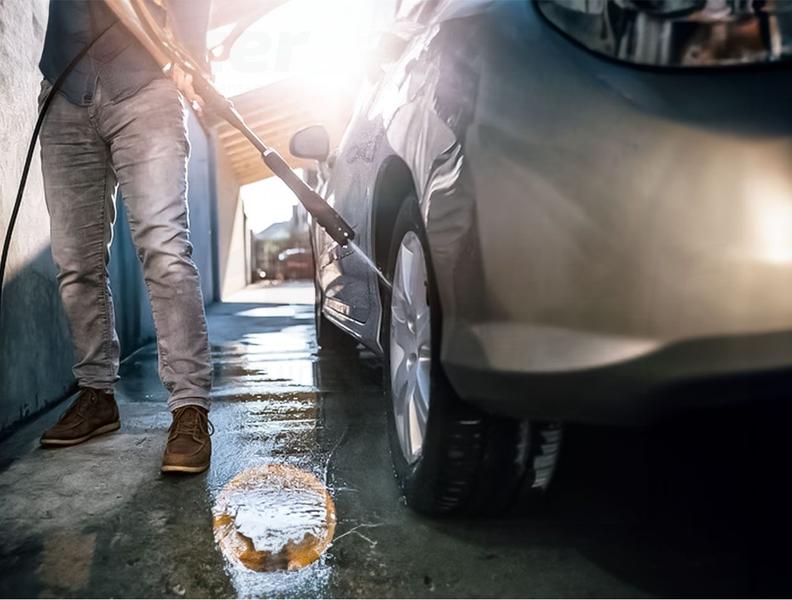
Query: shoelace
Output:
[[170, 406, 214, 439]]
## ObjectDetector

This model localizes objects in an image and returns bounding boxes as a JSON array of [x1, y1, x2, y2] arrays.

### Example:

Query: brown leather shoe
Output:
[[161, 406, 212, 474], [40, 388, 120, 447]]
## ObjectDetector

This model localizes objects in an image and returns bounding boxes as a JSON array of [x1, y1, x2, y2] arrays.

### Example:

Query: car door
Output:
[[316, 24, 424, 346], [317, 142, 377, 328]]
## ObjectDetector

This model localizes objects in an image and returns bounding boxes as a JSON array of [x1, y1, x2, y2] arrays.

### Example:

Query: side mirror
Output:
[[289, 125, 330, 162]]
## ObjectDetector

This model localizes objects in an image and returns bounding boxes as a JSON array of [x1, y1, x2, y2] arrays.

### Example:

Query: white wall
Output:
[[212, 134, 248, 299]]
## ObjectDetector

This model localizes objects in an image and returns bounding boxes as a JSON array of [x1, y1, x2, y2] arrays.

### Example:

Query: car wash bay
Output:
[[2, 2, 791, 596], [0, 281, 789, 598]]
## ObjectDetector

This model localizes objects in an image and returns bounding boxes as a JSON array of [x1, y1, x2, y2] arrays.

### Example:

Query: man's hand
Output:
[[169, 63, 205, 116]]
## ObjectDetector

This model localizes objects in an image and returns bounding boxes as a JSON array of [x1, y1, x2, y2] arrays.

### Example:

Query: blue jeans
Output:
[[39, 77, 212, 411]]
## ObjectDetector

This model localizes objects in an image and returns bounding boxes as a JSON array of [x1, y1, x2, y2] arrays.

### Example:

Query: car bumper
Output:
[[421, 62, 792, 425], [443, 323, 792, 425]]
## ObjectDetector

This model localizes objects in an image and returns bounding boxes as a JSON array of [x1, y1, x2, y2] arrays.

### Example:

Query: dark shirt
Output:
[[39, 0, 210, 106]]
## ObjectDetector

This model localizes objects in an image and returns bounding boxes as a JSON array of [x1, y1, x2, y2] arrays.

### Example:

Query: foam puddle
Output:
[[213, 464, 336, 573]]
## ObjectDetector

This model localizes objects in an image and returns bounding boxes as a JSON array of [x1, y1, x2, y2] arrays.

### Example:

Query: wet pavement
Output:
[[1, 282, 790, 598]]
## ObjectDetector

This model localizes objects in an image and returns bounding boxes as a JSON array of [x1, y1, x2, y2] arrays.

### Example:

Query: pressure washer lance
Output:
[[188, 79, 394, 289], [192, 76, 355, 248], [191, 77, 394, 290]]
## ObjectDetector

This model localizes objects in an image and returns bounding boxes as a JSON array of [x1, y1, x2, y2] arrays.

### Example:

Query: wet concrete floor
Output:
[[1, 282, 790, 597]]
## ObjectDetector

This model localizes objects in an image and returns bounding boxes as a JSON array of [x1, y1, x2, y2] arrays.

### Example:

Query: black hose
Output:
[[0, 26, 113, 329]]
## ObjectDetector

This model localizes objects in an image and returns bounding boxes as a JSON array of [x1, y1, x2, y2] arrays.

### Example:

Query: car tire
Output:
[[382, 198, 562, 515]]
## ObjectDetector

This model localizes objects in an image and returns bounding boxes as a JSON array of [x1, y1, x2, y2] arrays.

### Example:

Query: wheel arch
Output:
[[371, 155, 419, 274]]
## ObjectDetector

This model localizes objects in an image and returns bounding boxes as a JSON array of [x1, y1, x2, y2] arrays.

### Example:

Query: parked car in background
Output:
[[291, 0, 792, 515], [251, 205, 312, 282], [275, 248, 314, 281]]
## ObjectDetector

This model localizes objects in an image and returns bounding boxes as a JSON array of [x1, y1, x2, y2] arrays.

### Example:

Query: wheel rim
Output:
[[390, 231, 432, 464]]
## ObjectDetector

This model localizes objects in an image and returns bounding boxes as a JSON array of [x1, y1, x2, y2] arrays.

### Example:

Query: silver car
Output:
[[290, 0, 792, 515]]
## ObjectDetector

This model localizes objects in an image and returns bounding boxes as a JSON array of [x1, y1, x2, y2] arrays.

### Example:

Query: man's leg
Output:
[[40, 86, 120, 391], [38, 85, 121, 447], [99, 78, 212, 473], [100, 77, 212, 412]]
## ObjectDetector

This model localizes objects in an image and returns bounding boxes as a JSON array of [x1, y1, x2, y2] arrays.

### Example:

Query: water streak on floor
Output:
[[205, 295, 338, 597]]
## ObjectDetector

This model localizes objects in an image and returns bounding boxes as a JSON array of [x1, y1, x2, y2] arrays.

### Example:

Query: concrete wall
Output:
[[213, 134, 248, 299], [0, 1, 220, 433], [0, 0, 74, 431], [185, 113, 217, 305]]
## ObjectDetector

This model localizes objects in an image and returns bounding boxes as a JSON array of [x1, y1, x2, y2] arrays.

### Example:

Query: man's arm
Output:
[[162, 0, 211, 113]]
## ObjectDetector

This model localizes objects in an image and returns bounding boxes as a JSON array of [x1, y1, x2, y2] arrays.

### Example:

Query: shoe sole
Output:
[[40, 421, 121, 447], [161, 463, 210, 474]]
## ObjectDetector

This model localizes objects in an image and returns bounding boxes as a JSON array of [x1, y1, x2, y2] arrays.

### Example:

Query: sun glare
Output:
[[752, 173, 792, 265], [209, 0, 397, 98]]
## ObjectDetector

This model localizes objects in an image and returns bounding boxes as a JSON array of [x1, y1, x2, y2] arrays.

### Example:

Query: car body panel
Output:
[[311, 0, 792, 423], [312, 89, 385, 340]]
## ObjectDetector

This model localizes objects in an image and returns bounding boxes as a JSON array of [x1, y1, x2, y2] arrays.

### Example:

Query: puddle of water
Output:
[[215, 366, 316, 394], [224, 391, 318, 404], [213, 464, 336, 573]]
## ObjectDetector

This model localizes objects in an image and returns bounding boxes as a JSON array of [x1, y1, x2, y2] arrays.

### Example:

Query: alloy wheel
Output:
[[389, 231, 432, 464]]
